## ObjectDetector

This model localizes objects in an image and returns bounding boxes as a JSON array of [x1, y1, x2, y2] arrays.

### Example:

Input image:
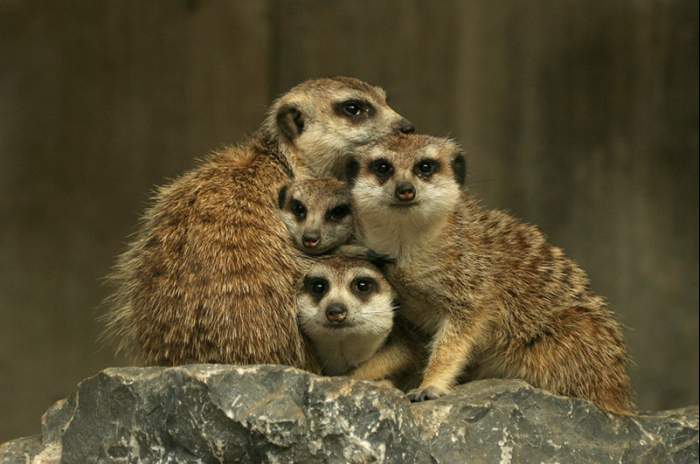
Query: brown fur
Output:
[[278, 178, 354, 255], [296, 255, 425, 389], [103, 77, 412, 368], [349, 316, 427, 391], [350, 134, 635, 415]]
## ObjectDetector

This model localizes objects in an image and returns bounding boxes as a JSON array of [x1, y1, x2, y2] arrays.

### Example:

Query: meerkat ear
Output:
[[276, 104, 305, 142], [277, 185, 288, 209], [345, 158, 359, 186], [451, 152, 467, 187]]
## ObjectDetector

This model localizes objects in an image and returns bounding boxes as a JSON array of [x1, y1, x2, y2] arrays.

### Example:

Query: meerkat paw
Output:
[[373, 379, 396, 389], [335, 245, 395, 266], [407, 385, 450, 402]]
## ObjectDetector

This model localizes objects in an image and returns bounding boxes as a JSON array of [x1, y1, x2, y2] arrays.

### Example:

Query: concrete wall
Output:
[[0, 0, 697, 441]]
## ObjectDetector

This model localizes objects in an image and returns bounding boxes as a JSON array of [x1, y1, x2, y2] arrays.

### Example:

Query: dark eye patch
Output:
[[333, 99, 375, 122], [414, 159, 440, 179], [351, 276, 377, 300], [325, 203, 352, 222], [303, 276, 329, 302], [290, 199, 307, 221], [369, 158, 394, 183]]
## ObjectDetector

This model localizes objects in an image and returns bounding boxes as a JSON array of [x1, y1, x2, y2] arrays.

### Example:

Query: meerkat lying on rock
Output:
[[104, 77, 414, 369], [347, 134, 634, 415]]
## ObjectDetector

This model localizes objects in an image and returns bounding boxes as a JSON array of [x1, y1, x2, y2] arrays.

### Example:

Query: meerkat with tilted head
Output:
[[277, 178, 354, 255], [297, 255, 424, 388], [103, 77, 414, 369], [347, 134, 634, 415]]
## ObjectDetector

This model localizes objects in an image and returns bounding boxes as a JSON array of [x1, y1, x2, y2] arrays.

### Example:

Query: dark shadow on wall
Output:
[[0, 0, 697, 441]]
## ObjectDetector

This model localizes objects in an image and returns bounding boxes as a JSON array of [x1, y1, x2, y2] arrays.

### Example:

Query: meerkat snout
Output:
[[395, 182, 416, 202], [302, 231, 321, 249], [278, 178, 354, 255], [325, 302, 348, 323], [394, 119, 415, 134]]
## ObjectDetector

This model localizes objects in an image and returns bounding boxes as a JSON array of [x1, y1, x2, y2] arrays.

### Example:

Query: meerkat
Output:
[[278, 181, 424, 387], [103, 77, 414, 369], [277, 178, 353, 255], [297, 255, 423, 388], [347, 134, 635, 415]]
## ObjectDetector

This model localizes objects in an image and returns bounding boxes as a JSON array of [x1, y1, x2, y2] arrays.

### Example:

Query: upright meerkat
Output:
[[297, 255, 423, 388], [277, 178, 354, 255], [104, 77, 414, 368], [347, 134, 634, 415]]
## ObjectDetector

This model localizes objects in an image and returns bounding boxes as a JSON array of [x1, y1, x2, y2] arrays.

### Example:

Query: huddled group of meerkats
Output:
[[104, 77, 634, 415]]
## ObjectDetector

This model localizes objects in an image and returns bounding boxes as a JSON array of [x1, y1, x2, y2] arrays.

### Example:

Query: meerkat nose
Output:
[[325, 303, 348, 322], [302, 232, 320, 248], [395, 183, 416, 202], [395, 119, 415, 134]]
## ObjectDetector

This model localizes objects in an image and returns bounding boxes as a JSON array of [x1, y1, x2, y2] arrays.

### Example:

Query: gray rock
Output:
[[1, 365, 697, 464], [0, 436, 42, 464], [413, 379, 699, 463]]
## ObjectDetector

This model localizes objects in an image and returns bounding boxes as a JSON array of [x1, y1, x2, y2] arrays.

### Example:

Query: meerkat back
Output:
[[107, 144, 312, 367]]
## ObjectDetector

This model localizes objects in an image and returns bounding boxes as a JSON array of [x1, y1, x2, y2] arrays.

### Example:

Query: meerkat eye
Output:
[[304, 277, 329, 298], [335, 99, 374, 121], [325, 204, 352, 222], [369, 159, 394, 180], [351, 277, 377, 295], [290, 199, 307, 220], [342, 100, 362, 116], [415, 159, 440, 178]]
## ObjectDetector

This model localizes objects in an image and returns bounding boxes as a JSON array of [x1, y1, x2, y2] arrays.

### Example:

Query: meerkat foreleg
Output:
[[350, 338, 416, 382], [408, 312, 490, 402]]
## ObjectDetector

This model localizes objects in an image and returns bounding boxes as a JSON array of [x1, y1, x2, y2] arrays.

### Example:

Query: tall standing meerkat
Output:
[[104, 77, 414, 368], [347, 134, 634, 415], [297, 255, 424, 388]]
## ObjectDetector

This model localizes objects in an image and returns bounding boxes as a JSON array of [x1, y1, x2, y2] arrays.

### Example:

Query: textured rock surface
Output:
[[1, 365, 698, 464]]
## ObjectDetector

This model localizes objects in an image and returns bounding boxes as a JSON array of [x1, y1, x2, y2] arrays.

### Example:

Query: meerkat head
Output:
[[347, 134, 467, 229], [297, 256, 398, 341], [263, 77, 414, 178], [277, 178, 353, 255]]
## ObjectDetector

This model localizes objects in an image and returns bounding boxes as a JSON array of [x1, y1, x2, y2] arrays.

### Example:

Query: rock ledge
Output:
[[1, 365, 697, 463]]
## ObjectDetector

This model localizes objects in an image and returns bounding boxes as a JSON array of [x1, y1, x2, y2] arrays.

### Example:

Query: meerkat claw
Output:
[[408, 386, 447, 402]]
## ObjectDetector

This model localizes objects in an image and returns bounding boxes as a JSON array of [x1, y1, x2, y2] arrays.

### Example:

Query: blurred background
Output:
[[0, 0, 697, 442]]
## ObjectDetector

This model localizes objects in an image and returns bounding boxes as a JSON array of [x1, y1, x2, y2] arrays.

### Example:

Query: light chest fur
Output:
[[313, 331, 389, 376]]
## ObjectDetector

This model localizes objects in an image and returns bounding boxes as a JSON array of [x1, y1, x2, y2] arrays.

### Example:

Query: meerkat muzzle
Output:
[[302, 232, 321, 248], [325, 303, 348, 323], [395, 183, 416, 202], [395, 119, 416, 134], [303, 238, 320, 248]]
